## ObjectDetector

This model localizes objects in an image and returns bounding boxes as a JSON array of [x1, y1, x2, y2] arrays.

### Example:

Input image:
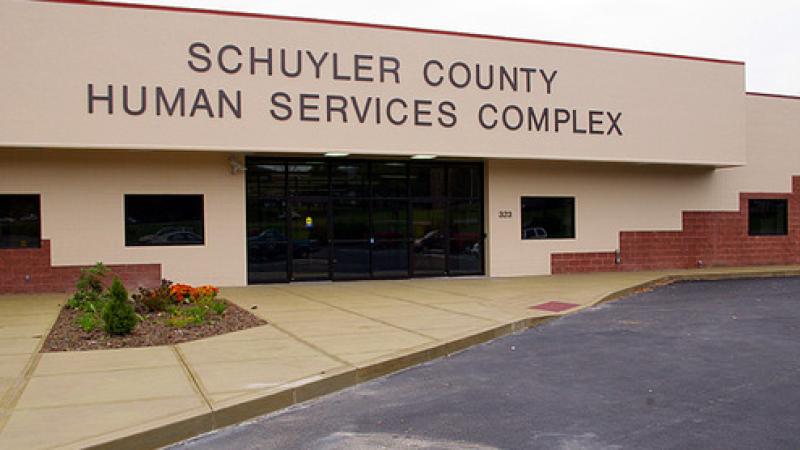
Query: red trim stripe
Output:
[[36, 0, 745, 66], [746, 92, 800, 101]]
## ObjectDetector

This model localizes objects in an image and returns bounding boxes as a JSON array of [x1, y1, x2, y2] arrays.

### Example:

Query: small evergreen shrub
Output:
[[101, 278, 138, 335]]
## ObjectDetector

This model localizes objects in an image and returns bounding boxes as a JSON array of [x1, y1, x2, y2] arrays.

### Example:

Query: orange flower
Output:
[[168, 283, 219, 303], [193, 285, 219, 301], [169, 283, 194, 303]]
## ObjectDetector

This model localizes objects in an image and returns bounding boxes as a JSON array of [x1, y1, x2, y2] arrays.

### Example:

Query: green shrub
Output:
[[187, 305, 208, 323], [209, 299, 227, 315], [67, 262, 110, 312], [66, 290, 95, 310], [73, 294, 108, 314], [167, 304, 209, 328], [167, 314, 192, 328], [68, 293, 105, 315], [76, 262, 109, 295], [101, 278, 137, 335], [76, 312, 99, 332]]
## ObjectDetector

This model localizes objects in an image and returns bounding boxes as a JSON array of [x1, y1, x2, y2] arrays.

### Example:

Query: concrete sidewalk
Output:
[[1, 266, 799, 449]]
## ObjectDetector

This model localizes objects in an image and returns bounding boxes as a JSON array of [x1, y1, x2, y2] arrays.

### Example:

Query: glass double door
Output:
[[287, 198, 408, 281], [289, 199, 330, 280], [246, 159, 483, 283]]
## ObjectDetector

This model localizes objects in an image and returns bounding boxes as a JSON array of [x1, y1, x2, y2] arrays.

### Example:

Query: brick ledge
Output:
[[0, 240, 161, 294], [552, 176, 800, 274]]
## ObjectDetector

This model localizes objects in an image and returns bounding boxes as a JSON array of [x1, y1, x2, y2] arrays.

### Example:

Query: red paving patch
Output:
[[530, 301, 581, 312]]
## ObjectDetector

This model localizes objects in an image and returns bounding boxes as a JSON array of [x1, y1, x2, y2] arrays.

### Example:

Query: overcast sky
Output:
[[113, 0, 799, 96]]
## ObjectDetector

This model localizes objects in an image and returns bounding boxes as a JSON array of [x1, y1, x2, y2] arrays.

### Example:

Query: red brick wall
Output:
[[0, 240, 161, 294], [552, 176, 800, 274]]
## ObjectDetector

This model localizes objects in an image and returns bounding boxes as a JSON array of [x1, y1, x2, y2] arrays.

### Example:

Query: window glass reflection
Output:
[[0, 194, 41, 249], [520, 197, 575, 240], [125, 195, 204, 246]]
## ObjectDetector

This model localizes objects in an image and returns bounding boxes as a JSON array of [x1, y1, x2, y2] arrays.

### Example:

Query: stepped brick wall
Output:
[[0, 240, 160, 294], [552, 176, 800, 274]]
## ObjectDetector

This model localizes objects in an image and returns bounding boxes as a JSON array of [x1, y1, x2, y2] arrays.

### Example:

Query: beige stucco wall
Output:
[[711, 95, 800, 197], [0, 0, 745, 166], [0, 150, 247, 286], [0, 96, 795, 284], [486, 94, 800, 276]]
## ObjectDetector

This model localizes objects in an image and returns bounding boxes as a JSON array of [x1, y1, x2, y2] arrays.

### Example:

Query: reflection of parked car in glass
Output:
[[449, 231, 480, 252], [466, 242, 481, 258], [140, 229, 203, 244], [247, 229, 287, 257], [279, 210, 302, 220], [247, 229, 317, 259], [248, 229, 286, 243], [414, 230, 445, 253], [139, 227, 201, 244], [292, 239, 317, 258], [522, 226, 548, 239], [0, 213, 36, 223]]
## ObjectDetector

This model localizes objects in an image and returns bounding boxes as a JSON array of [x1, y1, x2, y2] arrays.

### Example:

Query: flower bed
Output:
[[41, 263, 266, 352]]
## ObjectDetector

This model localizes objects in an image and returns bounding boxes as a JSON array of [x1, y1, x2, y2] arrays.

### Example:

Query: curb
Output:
[[596, 268, 800, 305], [85, 268, 800, 449]]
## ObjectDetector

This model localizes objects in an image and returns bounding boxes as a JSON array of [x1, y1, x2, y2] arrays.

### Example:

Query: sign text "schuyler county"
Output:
[[85, 43, 623, 135]]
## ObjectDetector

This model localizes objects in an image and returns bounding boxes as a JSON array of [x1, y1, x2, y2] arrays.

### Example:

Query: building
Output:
[[1, 0, 798, 294]]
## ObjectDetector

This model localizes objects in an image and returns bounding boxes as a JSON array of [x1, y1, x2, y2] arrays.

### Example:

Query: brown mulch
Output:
[[41, 300, 267, 352]]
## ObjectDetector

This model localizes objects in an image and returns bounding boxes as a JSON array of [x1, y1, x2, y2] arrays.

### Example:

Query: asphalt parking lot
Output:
[[174, 277, 800, 450]]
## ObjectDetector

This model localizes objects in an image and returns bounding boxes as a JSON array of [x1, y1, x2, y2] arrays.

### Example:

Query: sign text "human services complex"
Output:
[[86, 42, 624, 136]]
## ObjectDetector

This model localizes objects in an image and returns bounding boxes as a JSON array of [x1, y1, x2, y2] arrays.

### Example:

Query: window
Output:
[[125, 195, 204, 246], [748, 199, 788, 236], [521, 197, 575, 240], [0, 194, 41, 248]]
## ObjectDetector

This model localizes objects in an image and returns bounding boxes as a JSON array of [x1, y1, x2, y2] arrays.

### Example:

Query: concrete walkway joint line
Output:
[[171, 346, 214, 414]]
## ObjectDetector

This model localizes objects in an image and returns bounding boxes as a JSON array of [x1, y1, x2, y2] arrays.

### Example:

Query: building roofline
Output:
[[746, 91, 800, 101], [37, 0, 745, 66]]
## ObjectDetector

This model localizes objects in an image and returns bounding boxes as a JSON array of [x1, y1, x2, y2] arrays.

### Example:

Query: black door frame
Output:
[[246, 157, 485, 284]]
